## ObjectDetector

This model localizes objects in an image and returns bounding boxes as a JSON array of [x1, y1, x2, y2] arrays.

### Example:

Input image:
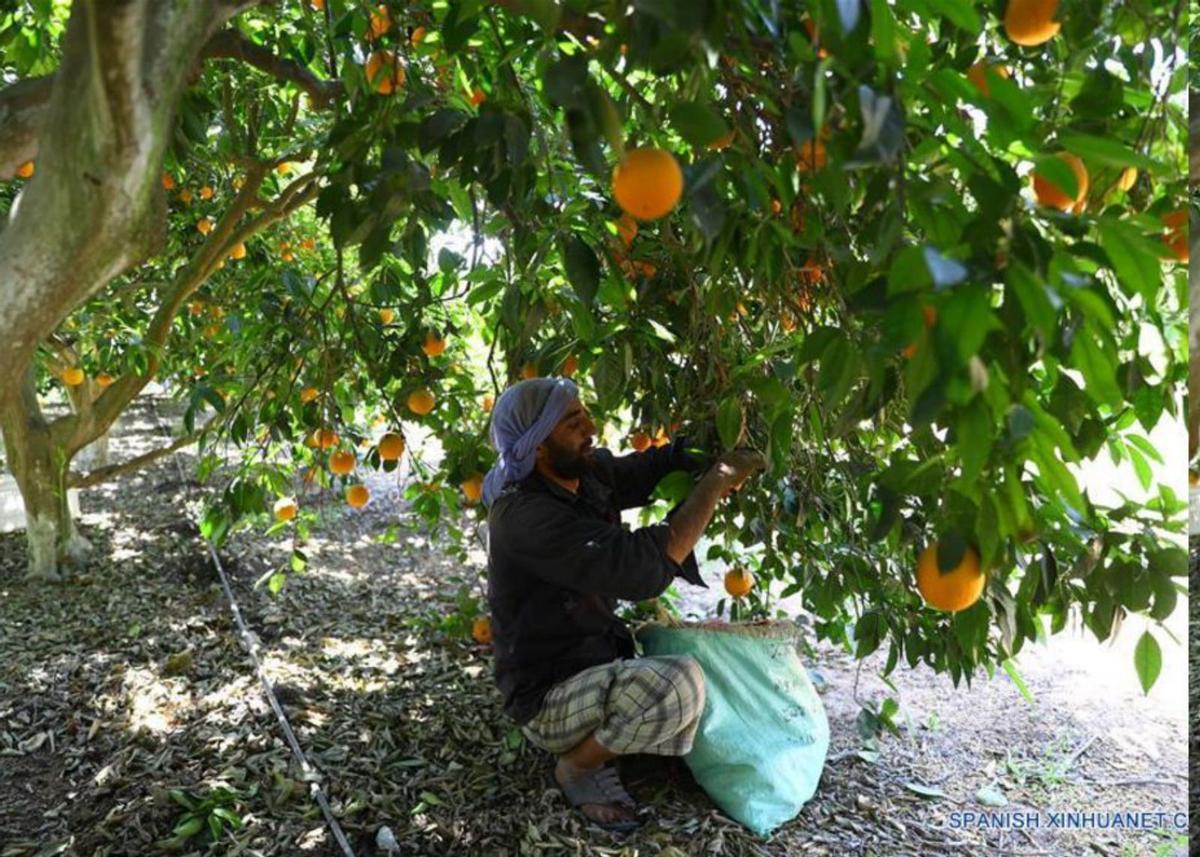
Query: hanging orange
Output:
[[273, 497, 298, 522], [1004, 0, 1060, 46], [422, 332, 446, 357], [461, 473, 484, 505], [377, 432, 405, 460], [724, 567, 755, 598], [612, 148, 684, 221], [407, 389, 435, 415], [329, 451, 356, 476], [365, 50, 405, 94], [915, 543, 987, 612], [1032, 153, 1088, 212], [346, 485, 371, 508]]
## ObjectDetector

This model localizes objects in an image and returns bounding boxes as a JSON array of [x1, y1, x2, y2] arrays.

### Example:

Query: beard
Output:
[[543, 437, 595, 480]]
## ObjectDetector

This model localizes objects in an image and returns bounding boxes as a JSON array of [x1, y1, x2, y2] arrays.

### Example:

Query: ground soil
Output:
[[0, 396, 1188, 856]]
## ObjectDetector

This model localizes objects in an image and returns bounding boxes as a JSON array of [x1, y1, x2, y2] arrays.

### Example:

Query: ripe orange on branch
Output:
[[472, 615, 493, 644], [461, 473, 484, 505], [1032, 153, 1088, 212], [273, 497, 298, 522], [612, 148, 684, 221], [407, 389, 436, 415], [300, 386, 319, 404], [62, 367, 85, 386], [520, 362, 538, 380], [379, 308, 395, 324], [967, 62, 1010, 97], [16, 160, 35, 178], [1004, 0, 1061, 46], [724, 567, 755, 599], [161, 171, 174, 190], [1162, 210, 1189, 263], [346, 484, 371, 508], [365, 50, 405, 95], [915, 543, 987, 612], [377, 432, 405, 460], [561, 354, 578, 377], [197, 218, 214, 235], [422, 332, 446, 357], [630, 431, 651, 452], [368, 4, 391, 39], [329, 451, 356, 476], [795, 139, 827, 173], [96, 373, 114, 388]]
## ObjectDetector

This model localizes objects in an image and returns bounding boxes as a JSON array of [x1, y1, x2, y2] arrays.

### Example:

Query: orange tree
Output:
[[0, 1, 1188, 696]]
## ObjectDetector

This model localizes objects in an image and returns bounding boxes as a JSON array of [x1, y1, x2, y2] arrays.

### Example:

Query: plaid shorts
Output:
[[520, 656, 706, 757]]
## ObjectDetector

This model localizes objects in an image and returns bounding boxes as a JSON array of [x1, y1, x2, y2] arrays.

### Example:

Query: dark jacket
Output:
[[486, 438, 709, 726]]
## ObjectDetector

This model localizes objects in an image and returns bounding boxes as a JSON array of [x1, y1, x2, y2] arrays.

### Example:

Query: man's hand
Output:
[[712, 448, 767, 497]]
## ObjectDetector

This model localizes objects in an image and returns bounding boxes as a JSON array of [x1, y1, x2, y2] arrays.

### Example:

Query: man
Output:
[[482, 377, 766, 832]]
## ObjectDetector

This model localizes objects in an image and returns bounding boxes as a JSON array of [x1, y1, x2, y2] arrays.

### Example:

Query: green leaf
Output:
[[669, 102, 728, 149], [1069, 325, 1122, 409], [1097, 218, 1161, 302], [925, 0, 980, 32], [173, 816, 204, 838], [869, 0, 897, 62], [268, 572, 286, 595], [1132, 630, 1161, 694], [901, 781, 946, 800], [1148, 546, 1187, 577], [955, 400, 993, 484], [1125, 443, 1152, 491], [716, 397, 743, 450], [1001, 658, 1034, 704], [560, 234, 600, 306], [1005, 262, 1057, 340], [1057, 132, 1161, 171]]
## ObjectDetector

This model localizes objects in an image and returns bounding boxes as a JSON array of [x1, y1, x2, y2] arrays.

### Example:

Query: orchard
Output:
[[0, 0, 1191, 852]]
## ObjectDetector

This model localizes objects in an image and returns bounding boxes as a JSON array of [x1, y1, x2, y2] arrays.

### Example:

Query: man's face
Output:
[[539, 399, 597, 479]]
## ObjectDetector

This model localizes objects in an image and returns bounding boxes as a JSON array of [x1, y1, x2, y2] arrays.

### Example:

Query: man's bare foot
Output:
[[554, 758, 639, 827]]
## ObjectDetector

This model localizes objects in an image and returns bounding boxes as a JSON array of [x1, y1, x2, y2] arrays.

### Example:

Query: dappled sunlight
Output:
[[122, 666, 190, 736]]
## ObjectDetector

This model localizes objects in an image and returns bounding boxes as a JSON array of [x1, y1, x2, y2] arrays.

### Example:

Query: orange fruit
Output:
[[161, 171, 174, 190], [229, 242, 247, 260], [966, 62, 1010, 97], [1116, 167, 1138, 192], [16, 160, 35, 179], [1163, 232, 1188, 263], [232, 176, 245, 190], [561, 354, 578, 377], [407, 389, 436, 415], [652, 428, 670, 448], [521, 362, 538, 380], [329, 451, 356, 476], [197, 218, 214, 235], [95, 372, 114, 388], [1032, 153, 1088, 212], [630, 431, 652, 452], [411, 25, 428, 45], [300, 386, 319, 404], [796, 139, 827, 173], [617, 214, 638, 247], [612, 148, 684, 221], [469, 87, 487, 107], [301, 237, 316, 251], [199, 185, 214, 200], [379, 308, 395, 324], [770, 198, 783, 215], [179, 188, 194, 204], [422, 332, 446, 357], [281, 251, 295, 262], [1162, 209, 1188, 231], [62, 367, 85, 386], [636, 261, 657, 278], [482, 395, 494, 413], [706, 129, 735, 151], [780, 310, 797, 333], [313, 428, 339, 450], [915, 543, 987, 612], [923, 305, 938, 327], [377, 432, 405, 460], [310, 0, 324, 9], [346, 484, 371, 508], [461, 472, 484, 505], [471, 615, 493, 644], [273, 497, 298, 522], [724, 567, 755, 599], [1004, 0, 1060, 46], [368, 4, 391, 39], [189, 301, 204, 316], [365, 49, 405, 95], [900, 342, 919, 360]]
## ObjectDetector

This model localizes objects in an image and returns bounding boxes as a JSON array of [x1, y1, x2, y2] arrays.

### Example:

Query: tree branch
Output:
[[201, 29, 341, 109], [67, 418, 216, 489]]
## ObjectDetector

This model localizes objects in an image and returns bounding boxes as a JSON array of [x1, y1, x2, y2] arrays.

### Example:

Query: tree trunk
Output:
[[0, 371, 89, 581]]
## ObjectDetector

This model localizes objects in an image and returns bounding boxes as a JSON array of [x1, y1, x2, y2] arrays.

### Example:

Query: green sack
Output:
[[635, 620, 829, 837]]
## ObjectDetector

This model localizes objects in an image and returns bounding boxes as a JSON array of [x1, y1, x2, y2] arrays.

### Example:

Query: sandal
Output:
[[549, 763, 642, 833]]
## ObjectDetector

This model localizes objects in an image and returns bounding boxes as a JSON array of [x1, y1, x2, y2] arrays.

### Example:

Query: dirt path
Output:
[[0, 396, 1188, 856]]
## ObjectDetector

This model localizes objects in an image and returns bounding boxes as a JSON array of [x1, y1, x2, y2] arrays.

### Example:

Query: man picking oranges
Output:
[[481, 377, 765, 832]]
